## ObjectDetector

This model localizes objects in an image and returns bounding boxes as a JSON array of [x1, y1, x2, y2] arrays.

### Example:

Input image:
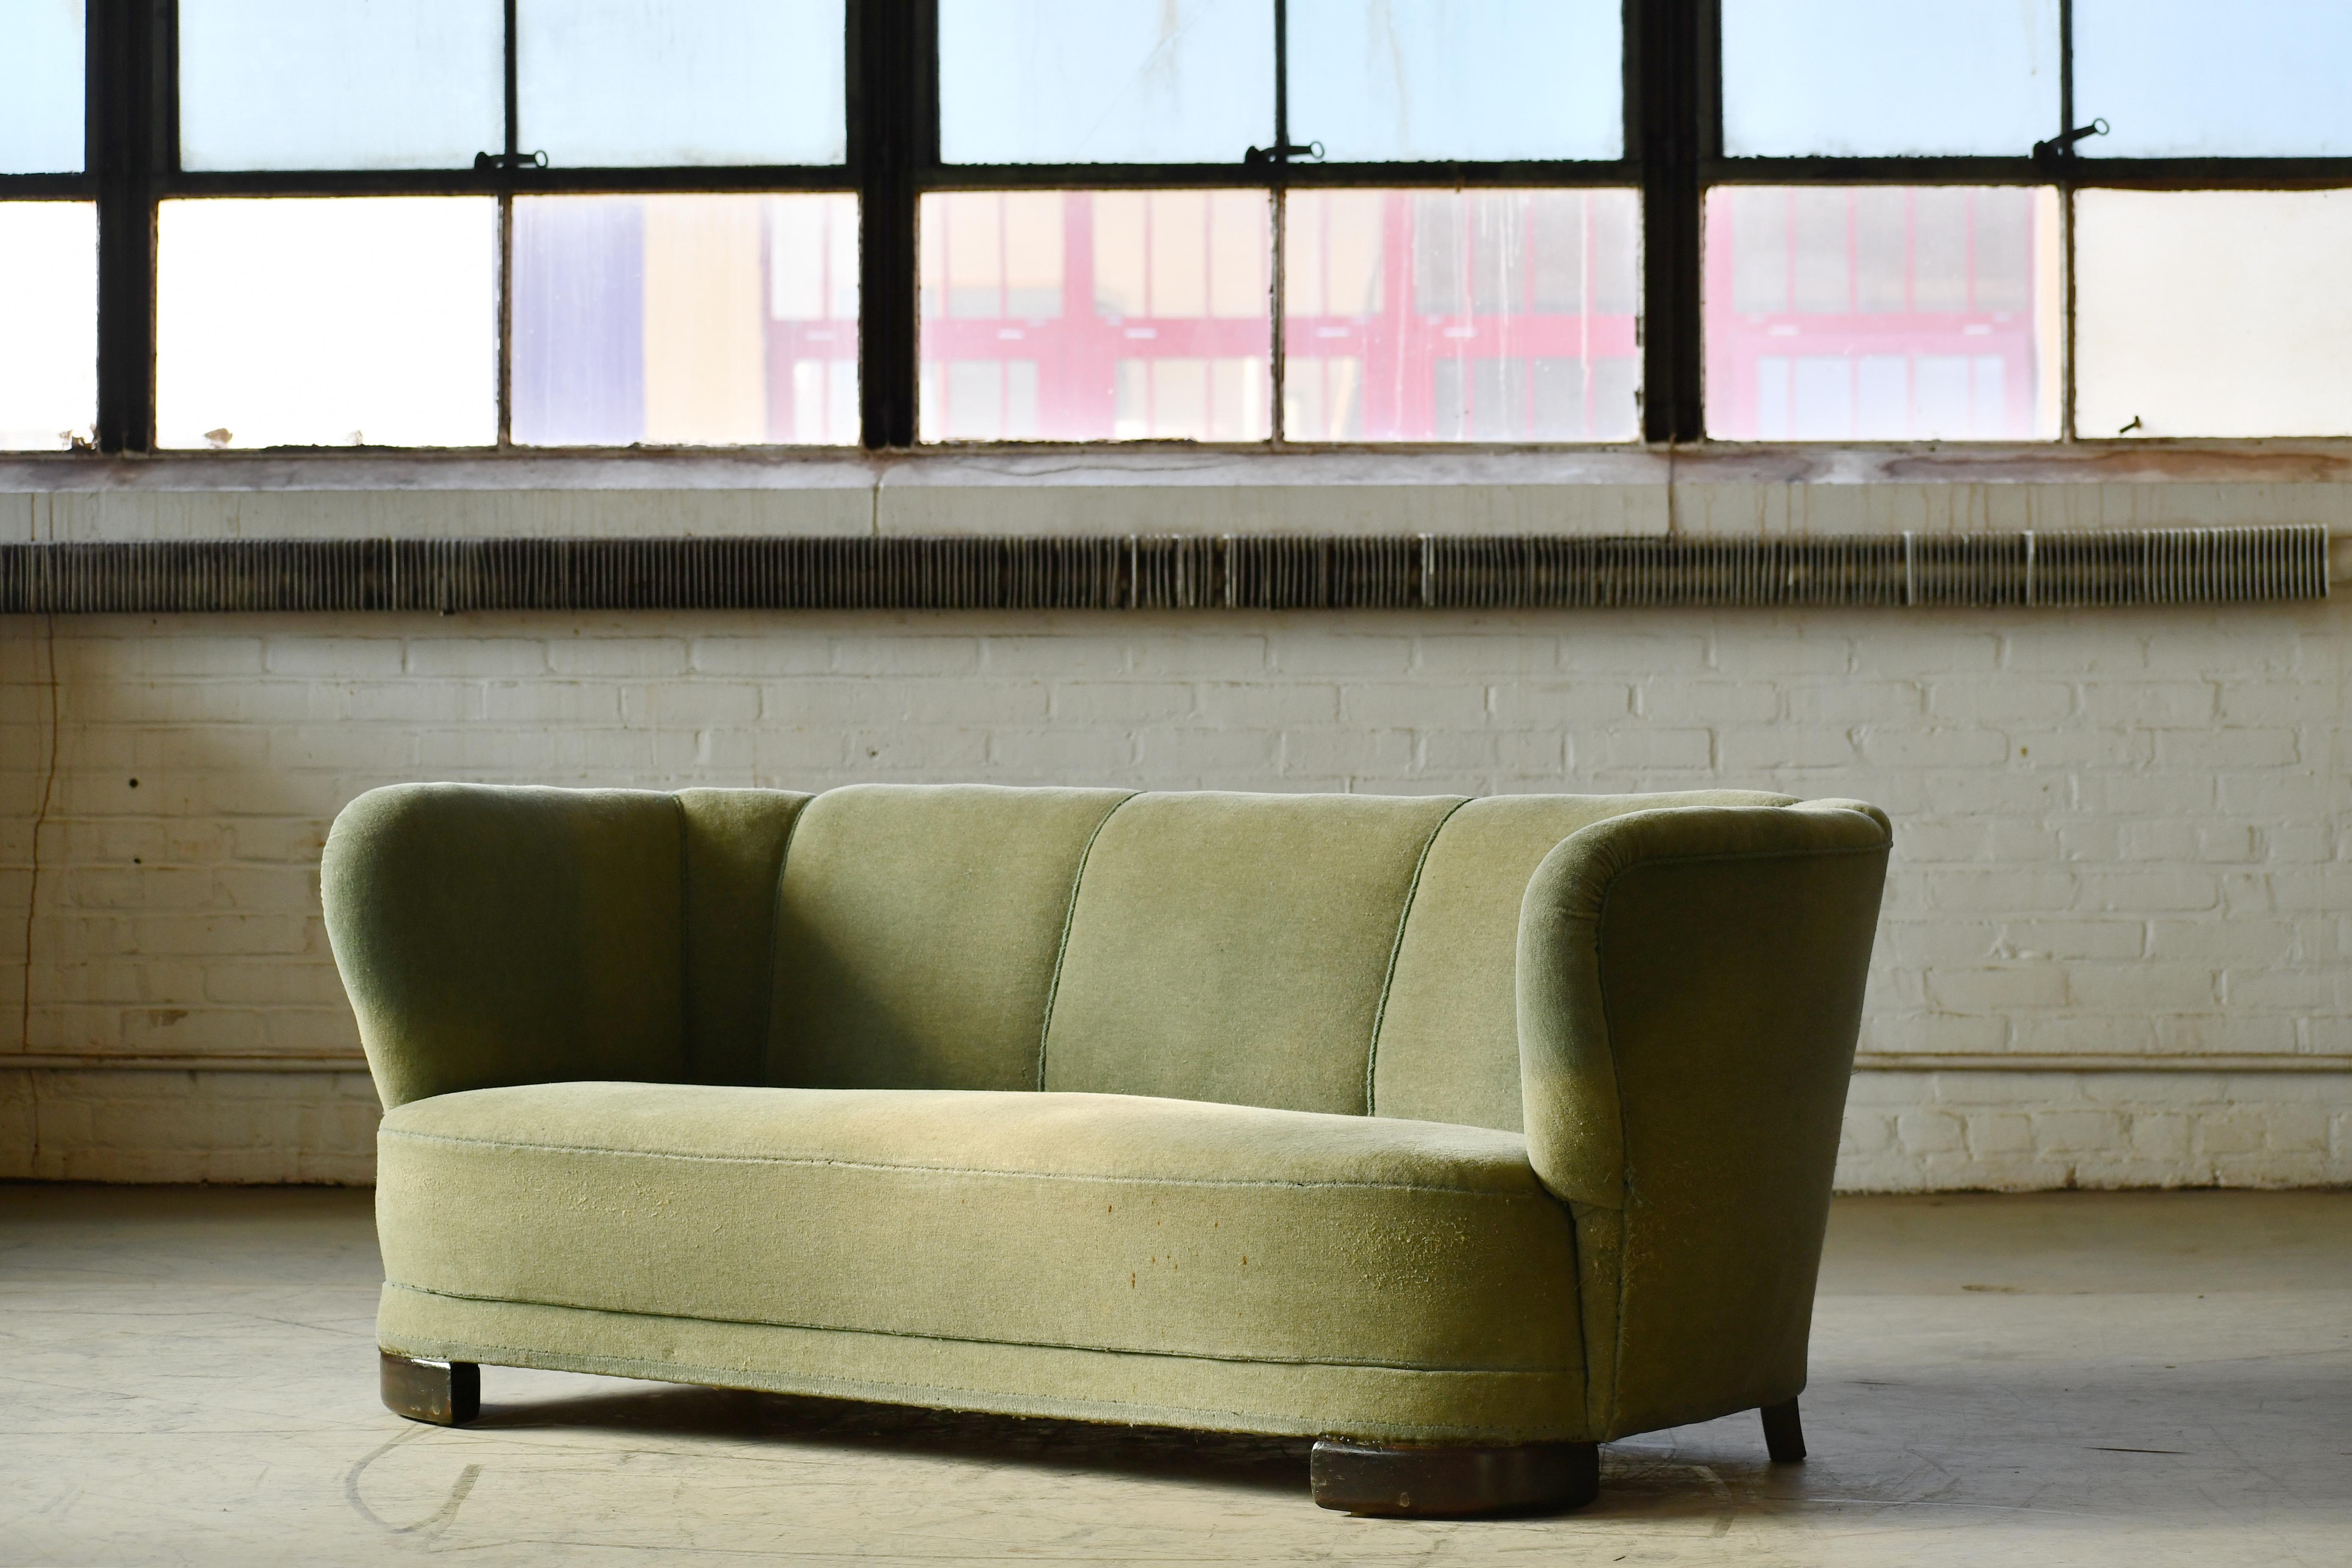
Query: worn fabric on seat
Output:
[[376, 1080, 1586, 1438]]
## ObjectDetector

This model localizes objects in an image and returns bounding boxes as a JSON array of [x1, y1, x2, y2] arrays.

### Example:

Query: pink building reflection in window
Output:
[[1704, 185, 2060, 441], [920, 186, 1642, 444], [920, 189, 1271, 442], [1284, 188, 1641, 442]]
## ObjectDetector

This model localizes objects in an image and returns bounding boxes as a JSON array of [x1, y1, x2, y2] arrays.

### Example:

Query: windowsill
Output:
[[6, 441, 2352, 545]]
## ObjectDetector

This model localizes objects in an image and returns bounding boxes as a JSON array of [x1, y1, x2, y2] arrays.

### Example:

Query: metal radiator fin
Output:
[[0, 527, 2326, 614]]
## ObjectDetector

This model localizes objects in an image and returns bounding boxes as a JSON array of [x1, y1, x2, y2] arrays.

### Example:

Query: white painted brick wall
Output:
[[0, 1068, 379, 1184], [1839, 1071, 2352, 1191], [5, 597, 2349, 1187]]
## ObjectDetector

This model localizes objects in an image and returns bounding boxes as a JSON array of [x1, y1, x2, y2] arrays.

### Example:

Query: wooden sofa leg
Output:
[[1761, 1397, 1805, 1462], [381, 1351, 480, 1427], [1309, 1439, 1599, 1517]]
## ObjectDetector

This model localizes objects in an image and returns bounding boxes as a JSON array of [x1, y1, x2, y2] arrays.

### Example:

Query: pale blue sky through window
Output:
[[940, 0, 1273, 164], [1289, 0, 1622, 162], [0, 0, 83, 172], [2077, 0, 2352, 157], [1724, 0, 2061, 157]]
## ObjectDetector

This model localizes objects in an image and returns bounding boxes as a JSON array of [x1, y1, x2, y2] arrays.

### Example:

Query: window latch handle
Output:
[[474, 150, 550, 171], [2032, 119, 2109, 162], [1244, 141, 1324, 166]]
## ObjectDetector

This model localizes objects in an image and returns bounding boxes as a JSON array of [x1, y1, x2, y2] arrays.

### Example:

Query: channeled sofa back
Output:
[[328, 782, 1889, 1485]]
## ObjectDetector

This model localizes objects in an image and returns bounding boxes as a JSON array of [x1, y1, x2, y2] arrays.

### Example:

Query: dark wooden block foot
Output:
[[1761, 1397, 1805, 1462], [1309, 1438, 1598, 1517], [381, 1350, 479, 1426]]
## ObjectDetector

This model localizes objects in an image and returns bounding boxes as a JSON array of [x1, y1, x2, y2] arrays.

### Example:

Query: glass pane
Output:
[[2078, 0, 2352, 157], [939, 1, 1272, 165], [0, 0, 82, 172], [515, 194, 858, 446], [1723, 0, 2059, 157], [178, 1, 503, 171], [0, 203, 95, 450], [1283, 189, 1640, 442], [920, 190, 1271, 441], [519, 0, 846, 166], [1703, 186, 2060, 441], [1288, 0, 1621, 162], [2077, 190, 2352, 438], [157, 199, 496, 448]]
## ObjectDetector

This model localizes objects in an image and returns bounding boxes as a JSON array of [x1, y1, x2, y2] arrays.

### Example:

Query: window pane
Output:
[[515, 194, 858, 446], [1283, 189, 1640, 442], [0, 203, 95, 449], [2077, 190, 2352, 437], [939, 1, 1272, 165], [179, 1, 503, 170], [2078, 0, 2352, 157], [157, 199, 496, 448], [1704, 186, 2060, 441], [518, 0, 845, 166], [1288, 0, 1621, 162], [920, 190, 1270, 441], [0, 0, 82, 172], [1723, 0, 2059, 157]]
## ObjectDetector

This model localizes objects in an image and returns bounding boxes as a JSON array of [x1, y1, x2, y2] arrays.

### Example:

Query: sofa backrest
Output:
[[748, 783, 1798, 1129], [766, 784, 1130, 1092], [677, 787, 812, 1085], [1039, 791, 1460, 1114]]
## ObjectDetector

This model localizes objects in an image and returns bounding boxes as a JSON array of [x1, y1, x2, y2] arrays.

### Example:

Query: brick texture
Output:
[[5, 601, 2349, 1187], [0, 1068, 379, 1184]]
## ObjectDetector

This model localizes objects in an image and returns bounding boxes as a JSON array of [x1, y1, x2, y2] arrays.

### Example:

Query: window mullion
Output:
[[496, 0, 518, 447], [858, 0, 923, 450], [1269, 0, 1288, 443], [94, 0, 168, 454], [1635, 0, 1705, 445], [2057, 0, 2078, 441]]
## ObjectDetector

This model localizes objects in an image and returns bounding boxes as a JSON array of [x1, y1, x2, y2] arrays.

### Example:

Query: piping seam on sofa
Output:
[[756, 796, 818, 1084], [668, 793, 693, 1078], [1362, 796, 1473, 1118], [378, 1128, 1552, 1198], [379, 1282, 1579, 1376], [1032, 791, 1140, 1091]]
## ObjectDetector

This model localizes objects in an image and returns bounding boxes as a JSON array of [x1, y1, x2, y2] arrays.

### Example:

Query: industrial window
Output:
[[3, 1, 2346, 453]]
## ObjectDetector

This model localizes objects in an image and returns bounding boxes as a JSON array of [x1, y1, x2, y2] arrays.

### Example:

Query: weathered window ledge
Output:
[[5, 444, 2352, 548]]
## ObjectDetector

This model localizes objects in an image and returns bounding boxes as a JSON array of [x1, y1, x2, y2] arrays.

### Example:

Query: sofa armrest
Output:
[[323, 783, 688, 1110], [1515, 800, 1890, 1437]]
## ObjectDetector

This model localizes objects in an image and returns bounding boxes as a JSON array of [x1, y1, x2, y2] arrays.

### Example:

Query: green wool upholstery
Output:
[[1042, 791, 1461, 1113], [679, 788, 811, 1085], [1514, 800, 1893, 1438], [767, 784, 1130, 1092], [326, 782, 1890, 1448], [323, 784, 689, 1107], [377, 1081, 1582, 1442], [1372, 790, 1799, 1131]]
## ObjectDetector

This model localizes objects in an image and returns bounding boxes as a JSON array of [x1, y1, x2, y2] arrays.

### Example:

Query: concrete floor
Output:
[[2, 1187, 2348, 1568]]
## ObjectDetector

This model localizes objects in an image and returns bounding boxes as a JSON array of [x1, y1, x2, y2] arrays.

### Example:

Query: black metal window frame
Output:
[[9, 0, 2350, 456]]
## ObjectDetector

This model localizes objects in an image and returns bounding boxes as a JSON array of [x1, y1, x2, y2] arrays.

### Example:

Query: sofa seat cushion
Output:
[[376, 1081, 1583, 1378]]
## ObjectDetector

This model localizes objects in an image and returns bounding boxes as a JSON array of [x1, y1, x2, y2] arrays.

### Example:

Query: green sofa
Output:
[[324, 782, 1889, 1516]]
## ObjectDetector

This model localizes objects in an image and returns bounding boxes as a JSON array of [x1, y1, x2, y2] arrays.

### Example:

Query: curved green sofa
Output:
[[324, 782, 1889, 1515]]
